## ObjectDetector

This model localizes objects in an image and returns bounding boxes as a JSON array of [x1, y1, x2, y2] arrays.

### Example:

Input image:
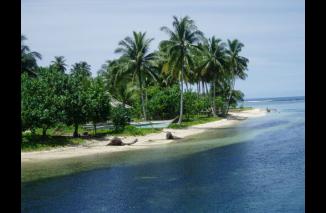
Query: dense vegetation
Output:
[[21, 16, 248, 149]]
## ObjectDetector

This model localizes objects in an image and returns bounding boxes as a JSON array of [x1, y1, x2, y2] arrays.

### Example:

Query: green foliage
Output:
[[123, 125, 143, 135], [64, 62, 92, 136], [22, 132, 85, 152], [146, 85, 180, 120], [230, 90, 245, 108], [114, 31, 157, 120], [21, 35, 42, 76], [111, 105, 131, 131], [21, 68, 66, 135], [229, 107, 253, 112], [86, 78, 111, 133], [168, 116, 222, 129], [159, 16, 204, 123], [50, 56, 67, 73], [183, 92, 210, 118], [215, 96, 227, 115], [21, 16, 250, 149], [122, 125, 161, 136]]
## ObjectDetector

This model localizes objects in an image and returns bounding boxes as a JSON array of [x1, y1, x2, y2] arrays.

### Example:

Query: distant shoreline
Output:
[[21, 108, 267, 163], [244, 96, 305, 101]]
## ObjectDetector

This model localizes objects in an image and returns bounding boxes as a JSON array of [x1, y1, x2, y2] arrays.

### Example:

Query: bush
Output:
[[184, 92, 210, 119], [111, 105, 130, 131], [147, 85, 180, 120], [215, 96, 227, 115]]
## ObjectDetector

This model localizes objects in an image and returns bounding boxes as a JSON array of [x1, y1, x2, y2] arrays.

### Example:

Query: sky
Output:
[[21, 0, 305, 99]]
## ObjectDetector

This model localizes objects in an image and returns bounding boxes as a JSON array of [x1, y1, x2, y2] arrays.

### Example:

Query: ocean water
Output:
[[21, 97, 305, 213]]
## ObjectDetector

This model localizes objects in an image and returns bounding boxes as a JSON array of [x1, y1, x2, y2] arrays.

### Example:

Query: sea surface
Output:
[[21, 96, 305, 213]]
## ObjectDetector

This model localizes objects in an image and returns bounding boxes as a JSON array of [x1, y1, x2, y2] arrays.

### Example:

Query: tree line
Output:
[[21, 16, 248, 137]]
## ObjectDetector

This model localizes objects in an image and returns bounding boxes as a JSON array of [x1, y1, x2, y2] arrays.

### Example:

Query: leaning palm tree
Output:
[[160, 16, 203, 124], [114, 31, 156, 121], [198, 36, 226, 116], [50, 56, 67, 73], [224, 39, 249, 115], [21, 35, 42, 76]]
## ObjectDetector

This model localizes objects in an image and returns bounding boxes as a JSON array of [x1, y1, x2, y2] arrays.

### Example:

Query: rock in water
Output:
[[166, 131, 174, 139], [108, 137, 123, 146]]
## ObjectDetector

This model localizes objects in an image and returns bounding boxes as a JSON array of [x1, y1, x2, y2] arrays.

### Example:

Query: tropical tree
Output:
[[159, 16, 203, 124], [21, 67, 66, 136], [229, 90, 245, 108], [86, 77, 111, 135], [224, 39, 249, 115], [97, 60, 111, 76], [197, 36, 226, 116], [100, 59, 138, 107], [70, 61, 92, 77], [50, 56, 67, 73], [146, 85, 180, 120], [21, 35, 42, 76], [64, 62, 92, 137], [114, 31, 157, 121]]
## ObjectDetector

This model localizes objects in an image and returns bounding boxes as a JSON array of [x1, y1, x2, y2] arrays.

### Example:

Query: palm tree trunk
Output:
[[145, 88, 148, 110], [212, 79, 217, 117], [226, 78, 236, 115], [138, 72, 147, 121], [178, 64, 185, 124]]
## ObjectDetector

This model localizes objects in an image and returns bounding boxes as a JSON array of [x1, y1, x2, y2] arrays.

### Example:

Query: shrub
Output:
[[147, 85, 180, 120], [183, 92, 210, 119], [111, 105, 130, 131], [215, 96, 227, 115]]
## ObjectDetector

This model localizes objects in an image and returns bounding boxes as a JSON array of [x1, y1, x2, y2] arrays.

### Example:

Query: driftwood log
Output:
[[166, 131, 181, 140], [107, 137, 138, 146]]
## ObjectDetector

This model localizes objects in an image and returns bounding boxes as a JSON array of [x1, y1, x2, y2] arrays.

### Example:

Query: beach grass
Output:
[[22, 125, 162, 151], [91, 126, 162, 137], [168, 116, 222, 129], [229, 107, 253, 112], [21, 134, 85, 152]]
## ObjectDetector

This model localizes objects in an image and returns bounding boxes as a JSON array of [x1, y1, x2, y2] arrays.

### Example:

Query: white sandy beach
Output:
[[21, 108, 266, 163]]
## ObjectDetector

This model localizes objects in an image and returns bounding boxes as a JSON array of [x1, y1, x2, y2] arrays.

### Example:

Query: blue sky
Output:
[[21, 0, 304, 99]]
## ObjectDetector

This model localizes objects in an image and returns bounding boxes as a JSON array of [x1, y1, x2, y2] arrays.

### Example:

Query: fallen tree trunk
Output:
[[107, 137, 138, 146], [166, 131, 181, 140]]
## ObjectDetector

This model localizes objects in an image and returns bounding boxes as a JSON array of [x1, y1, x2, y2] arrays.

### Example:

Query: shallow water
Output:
[[21, 98, 305, 212]]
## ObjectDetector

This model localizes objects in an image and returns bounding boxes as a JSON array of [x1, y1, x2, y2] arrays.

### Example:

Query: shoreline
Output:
[[21, 108, 267, 163]]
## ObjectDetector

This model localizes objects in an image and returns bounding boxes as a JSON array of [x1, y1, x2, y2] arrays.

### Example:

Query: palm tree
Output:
[[100, 60, 138, 107], [21, 35, 42, 76], [50, 56, 67, 73], [224, 39, 249, 115], [114, 31, 156, 121], [160, 16, 203, 124], [229, 90, 244, 108], [198, 36, 226, 116], [71, 61, 92, 77], [97, 60, 111, 76]]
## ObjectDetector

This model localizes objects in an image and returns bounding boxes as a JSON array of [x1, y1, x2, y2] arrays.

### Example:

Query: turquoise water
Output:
[[21, 97, 305, 212]]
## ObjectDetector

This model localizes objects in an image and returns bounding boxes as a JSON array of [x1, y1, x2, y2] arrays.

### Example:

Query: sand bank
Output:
[[21, 108, 266, 163]]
